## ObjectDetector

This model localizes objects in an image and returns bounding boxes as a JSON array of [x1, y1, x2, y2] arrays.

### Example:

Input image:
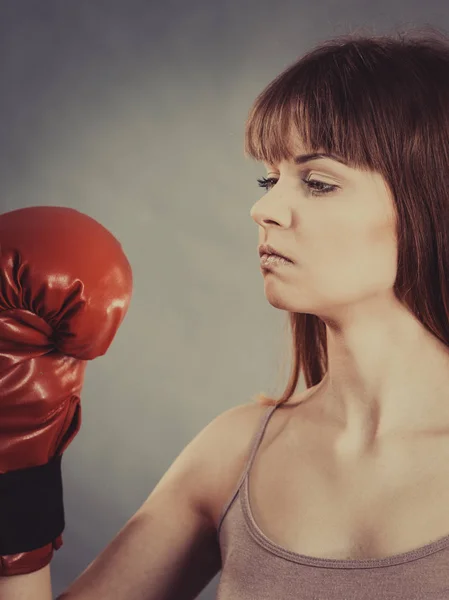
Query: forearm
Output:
[[0, 565, 52, 600]]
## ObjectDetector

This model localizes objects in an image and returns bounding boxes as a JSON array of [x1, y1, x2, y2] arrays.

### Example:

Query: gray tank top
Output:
[[215, 403, 449, 599]]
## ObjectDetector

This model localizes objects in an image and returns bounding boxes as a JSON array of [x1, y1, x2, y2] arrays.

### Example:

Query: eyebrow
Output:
[[294, 153, 348, 165]]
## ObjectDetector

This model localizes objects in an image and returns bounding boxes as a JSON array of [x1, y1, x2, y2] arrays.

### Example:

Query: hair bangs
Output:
[[244, 36, 416, 174]]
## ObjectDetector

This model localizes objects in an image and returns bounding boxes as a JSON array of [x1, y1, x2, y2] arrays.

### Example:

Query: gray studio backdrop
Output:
[[0, 1, 446, 598]]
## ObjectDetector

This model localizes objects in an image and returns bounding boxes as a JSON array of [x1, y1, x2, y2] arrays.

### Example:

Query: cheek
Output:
[[364, 214, 398, 277], [322, 207, 396, 258], [311, 215, 397, 291]]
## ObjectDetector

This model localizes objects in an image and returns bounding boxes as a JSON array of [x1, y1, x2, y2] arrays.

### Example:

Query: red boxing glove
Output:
[[0, 206, 133, 576]]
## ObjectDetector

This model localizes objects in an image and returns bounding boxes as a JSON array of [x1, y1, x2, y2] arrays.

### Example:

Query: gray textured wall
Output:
[[0, 1, 446, 598]]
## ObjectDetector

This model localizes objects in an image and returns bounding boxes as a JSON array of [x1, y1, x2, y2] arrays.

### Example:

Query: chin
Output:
[[263, 280, 319, 313], [264, 289, 301, 312]]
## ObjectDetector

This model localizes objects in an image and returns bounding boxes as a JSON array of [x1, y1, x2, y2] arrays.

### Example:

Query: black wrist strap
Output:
[[0, 455, 65, 555]]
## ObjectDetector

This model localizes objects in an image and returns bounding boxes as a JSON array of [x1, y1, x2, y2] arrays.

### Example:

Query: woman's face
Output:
[[250, 143, 399, 323]]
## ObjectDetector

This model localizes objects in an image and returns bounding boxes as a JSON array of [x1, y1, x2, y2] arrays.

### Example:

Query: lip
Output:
[[260, 255, 293, 269], [258, 243, 293, 263]]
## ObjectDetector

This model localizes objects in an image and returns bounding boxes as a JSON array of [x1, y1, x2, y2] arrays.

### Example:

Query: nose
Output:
[[250, 192, 291, 228]]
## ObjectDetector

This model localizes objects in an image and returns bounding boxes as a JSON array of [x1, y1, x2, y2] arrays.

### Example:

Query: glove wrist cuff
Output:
[[0, 455, 65, 554]]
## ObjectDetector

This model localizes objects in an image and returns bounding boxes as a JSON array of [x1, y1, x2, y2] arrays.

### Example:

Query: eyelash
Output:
[[256, 176, 338, 197]]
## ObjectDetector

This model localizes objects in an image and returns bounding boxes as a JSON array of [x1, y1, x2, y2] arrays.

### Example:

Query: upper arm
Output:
[[59, 495, 220, 600], [58, 401, 264, 600]]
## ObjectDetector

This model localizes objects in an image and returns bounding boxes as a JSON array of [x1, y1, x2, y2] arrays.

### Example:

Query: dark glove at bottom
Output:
[[0, 455, 64, 576]]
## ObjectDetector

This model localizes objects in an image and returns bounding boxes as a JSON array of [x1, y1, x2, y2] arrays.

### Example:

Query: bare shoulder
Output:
[[186, 400, 286, 528], [196, 389, 323, 526], [139, 396, 308, 531]]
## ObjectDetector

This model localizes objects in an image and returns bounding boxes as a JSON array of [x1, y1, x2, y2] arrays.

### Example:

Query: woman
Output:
[[4, 25, 449, 600]]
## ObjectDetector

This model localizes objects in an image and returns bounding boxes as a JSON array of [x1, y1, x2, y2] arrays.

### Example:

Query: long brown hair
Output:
[[245, 25, 449, 407]]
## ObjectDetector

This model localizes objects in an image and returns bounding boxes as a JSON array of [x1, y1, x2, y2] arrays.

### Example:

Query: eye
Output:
[[257, 176, 278, 191], [304, 179, 338, 196], [257, 176, 338, 197]]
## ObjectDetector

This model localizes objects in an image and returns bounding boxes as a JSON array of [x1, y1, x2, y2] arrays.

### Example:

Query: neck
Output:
[[318, 298, 449, 450]]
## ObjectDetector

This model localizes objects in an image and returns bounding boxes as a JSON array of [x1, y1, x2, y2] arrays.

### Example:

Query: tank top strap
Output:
[[242, 403, 279, 477], [217, 402, 279, 534]]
